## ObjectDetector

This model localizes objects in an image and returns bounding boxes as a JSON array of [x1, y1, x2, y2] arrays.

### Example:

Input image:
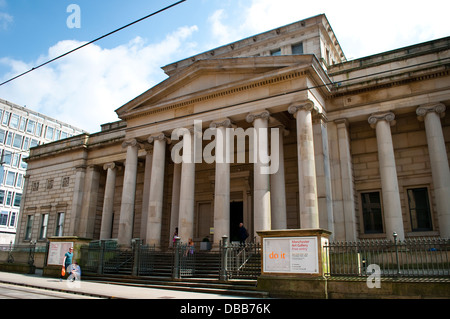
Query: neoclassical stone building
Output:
[[16, 14, 450, 249]]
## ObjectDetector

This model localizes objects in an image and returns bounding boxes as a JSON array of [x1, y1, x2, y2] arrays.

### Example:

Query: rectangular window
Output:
[[361, 192, 384, 234], [0, 129, 5, 144], [16, 173, 23, 188], [9, 114, 19, 129], [45, 126, 54, 140], [2, 150, 12, 165], [270, 48, 281, 56], [12, 153, 20, 168], [25, 215, 34, 240], [23, 137, 30, 150], [0, 211, 8, 226], [407, 188, 433, 231], [9, 212, 16, 227], [5, 171, 16, 186], [2, 111, 10, 125], [13, 133, 23, 148], [55, 212, 65, 236], [5, 132, 13, 146], [26, 120, 36, 134], [39, 213, 49, 240], [292, 42, 304, 55], [0, 190, 4, 204], [30, 139, 39, 148], [19, 118, 26, 131], [13, 193, 22, 207], [36, 123, 43, 137], [5, 191, 13, 206]]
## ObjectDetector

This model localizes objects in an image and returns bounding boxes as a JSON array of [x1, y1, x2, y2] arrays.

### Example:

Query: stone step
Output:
[[83, 275, 269, 298]]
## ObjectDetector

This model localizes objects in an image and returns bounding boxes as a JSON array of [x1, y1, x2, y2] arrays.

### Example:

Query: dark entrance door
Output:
[[230, 201, 244, 242]]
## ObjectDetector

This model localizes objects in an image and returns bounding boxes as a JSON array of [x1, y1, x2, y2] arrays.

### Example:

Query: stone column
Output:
[[118, 139, 139, 246], [335, 119, 357, 241], [417, 103, 450, 238], [146, 133, 169, 247], [368, 112, 404, 240], [69, 165, 86, 236], [79, 165, 100, 239], [169, 162, 181, 246], [246, 110, 271, 239], [288, 101, 320, 229], [178, 128, 196, 243], [270, 125, 287, 230], [210, 119, 232, 245], [140, 146, 153, 241], [100, 162, 117, 239]]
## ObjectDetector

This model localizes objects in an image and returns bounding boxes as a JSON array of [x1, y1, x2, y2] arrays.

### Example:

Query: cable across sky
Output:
[[0, 0, 187, 87]]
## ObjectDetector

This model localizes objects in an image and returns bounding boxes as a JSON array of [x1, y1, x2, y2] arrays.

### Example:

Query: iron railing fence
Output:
[[219, 237, 261, 280], [324, 237, 450, 278], [0, 242, 37, 273]]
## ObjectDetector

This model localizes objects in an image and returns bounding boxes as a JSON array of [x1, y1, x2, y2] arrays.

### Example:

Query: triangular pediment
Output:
[[116, 55, 317, 118]]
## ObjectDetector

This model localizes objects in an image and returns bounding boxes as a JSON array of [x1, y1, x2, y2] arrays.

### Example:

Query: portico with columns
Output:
[[16, 15, 450, 249]]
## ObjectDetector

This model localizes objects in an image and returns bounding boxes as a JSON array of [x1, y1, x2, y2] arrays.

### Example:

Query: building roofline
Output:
[[0, 97, 89, 133]]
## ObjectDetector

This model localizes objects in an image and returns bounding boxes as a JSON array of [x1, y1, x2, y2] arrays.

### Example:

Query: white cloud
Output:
[[0, 25, 199, 132], [210, 0, 450, 59], [0, 12, 12, 30]]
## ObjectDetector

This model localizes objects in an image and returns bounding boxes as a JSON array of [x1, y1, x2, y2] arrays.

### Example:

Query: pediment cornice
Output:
[[116, 55, 331, 121]]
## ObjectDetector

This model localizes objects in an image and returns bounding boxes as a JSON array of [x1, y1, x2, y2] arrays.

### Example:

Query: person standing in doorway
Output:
[[239, 223, 249, 246]]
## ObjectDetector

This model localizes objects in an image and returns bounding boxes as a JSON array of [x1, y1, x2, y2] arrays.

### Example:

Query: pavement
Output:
[[0, 271, 255, 299]]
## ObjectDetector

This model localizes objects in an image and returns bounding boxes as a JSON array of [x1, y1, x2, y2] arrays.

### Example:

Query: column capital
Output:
[[103, 162, 122, 171], [121, 138, 142, 149], [368, 112, 396, 128], [416, 103, 446, 121], [148, 133, 171, 144], [245, 110, 270, 123], [288, 100, 316, 116], [210, 118, 234, 129], [334, 118, 349, 128]]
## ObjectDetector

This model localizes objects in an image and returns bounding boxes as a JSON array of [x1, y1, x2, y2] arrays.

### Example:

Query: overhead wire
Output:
[[0, 0, 187, 87]]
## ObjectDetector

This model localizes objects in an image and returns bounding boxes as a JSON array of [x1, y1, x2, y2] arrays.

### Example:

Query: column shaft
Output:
[[417, 104, 450, 237], [288, 102, 319, 229], [118, 139, 139, 246], [146, 134, 167, 247], [178, 130, 196, 243], [211, 120, 231, 246], [369, 112, 404, 240], [246, 111, 271, 239], [100, 163, 117, 239], [270, 126, 287, 230]]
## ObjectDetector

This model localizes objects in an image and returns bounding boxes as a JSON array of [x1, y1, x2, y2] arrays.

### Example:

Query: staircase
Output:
[[83, 275, 269, 298]]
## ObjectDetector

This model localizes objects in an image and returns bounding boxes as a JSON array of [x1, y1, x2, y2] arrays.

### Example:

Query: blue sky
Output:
[[0, 0, 449, 132]]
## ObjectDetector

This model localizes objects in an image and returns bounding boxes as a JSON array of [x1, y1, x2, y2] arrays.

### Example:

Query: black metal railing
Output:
[[219, 236, 261, 280], [324, 236, 450, 278], [0, 241, 37, 273]]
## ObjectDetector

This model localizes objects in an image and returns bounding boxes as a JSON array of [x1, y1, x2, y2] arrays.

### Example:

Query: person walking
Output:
[[239, 223, 249, 246], [60, 246, 73, 281]]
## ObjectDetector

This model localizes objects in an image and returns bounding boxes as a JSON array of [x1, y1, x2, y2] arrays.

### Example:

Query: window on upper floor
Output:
[[9, 114, 20, 129], [270, 48, 281, 56], [39, 213, 49, 240], [25, 215, 34, 240], [292, 42, 303, 55], [0, 211, 8, 226]]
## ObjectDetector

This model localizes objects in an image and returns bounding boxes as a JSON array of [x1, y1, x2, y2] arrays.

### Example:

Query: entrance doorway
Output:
[[230, 201, 243, 242]]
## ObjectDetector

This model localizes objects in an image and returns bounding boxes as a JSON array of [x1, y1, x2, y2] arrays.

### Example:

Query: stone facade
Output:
[[15, 14, 450, 248]]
